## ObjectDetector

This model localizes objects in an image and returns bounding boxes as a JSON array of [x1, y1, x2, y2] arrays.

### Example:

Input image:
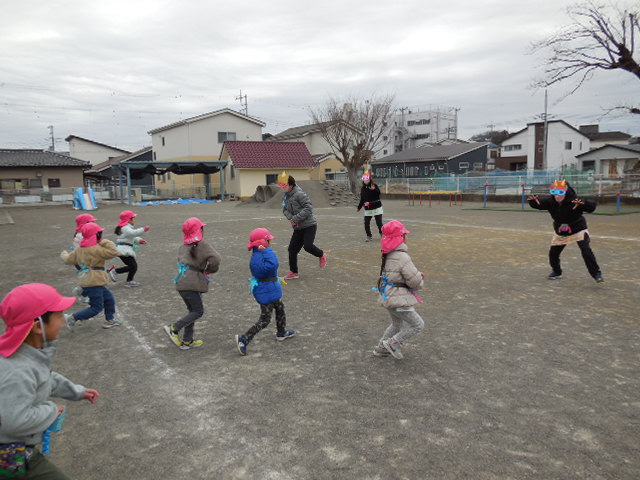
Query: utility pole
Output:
[[542, 89, 549, 171], [452, 107, 460, 140], [236, 90, 248, 115], [48, 125, 55, 151]]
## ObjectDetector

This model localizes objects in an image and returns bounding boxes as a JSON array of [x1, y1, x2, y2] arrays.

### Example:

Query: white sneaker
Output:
[[124, 281, 141, 287], [65, 314, 77, 331], [102, 319, 121, 329], [107, 267, 117, 282]]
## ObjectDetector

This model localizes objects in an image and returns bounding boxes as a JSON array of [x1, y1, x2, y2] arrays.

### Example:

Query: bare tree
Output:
[[531, 1, 639, 114], [309, 94, 395, 193]]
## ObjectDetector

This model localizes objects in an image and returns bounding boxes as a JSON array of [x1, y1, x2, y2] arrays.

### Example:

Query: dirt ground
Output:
[[1, 199, 639, 480]]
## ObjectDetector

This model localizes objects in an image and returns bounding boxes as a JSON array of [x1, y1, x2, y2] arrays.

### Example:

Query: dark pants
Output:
[[245, 300, 286, 343], [364, 214, 383, 237], [174, 290, 203, 343], [288, 225, 323, 273], [549, 233, 601, 277], [20, 451, 71, 479], [74, 286, 116, 321], [116, 255, 137, 282]]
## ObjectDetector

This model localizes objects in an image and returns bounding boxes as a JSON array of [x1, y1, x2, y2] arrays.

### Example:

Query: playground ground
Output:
[[1, 199, 639, 480]]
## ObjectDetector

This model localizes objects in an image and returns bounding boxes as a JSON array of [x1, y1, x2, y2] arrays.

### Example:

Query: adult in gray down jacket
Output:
[[278, 172, 327, 279]]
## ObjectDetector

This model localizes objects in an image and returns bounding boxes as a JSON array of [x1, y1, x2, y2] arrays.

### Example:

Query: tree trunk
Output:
[[347, 167, 360, 194]]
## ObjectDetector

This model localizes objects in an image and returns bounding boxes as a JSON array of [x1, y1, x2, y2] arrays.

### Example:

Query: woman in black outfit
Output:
[[528, 179, 603, 282], [357, 171, 384, 242]]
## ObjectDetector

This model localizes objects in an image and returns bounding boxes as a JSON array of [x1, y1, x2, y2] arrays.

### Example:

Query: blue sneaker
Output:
[[236, 335, 248, 355], [276, 329, 297, 341], [547, 272, 563, 280]]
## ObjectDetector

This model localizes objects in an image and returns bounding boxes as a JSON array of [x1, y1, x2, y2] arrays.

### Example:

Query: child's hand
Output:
[[527, 195, 540, 205], [143, 225, 150, 232], [83, 389, 100, 403], [572, 198, 584, 210], [290, 220, 298, 227], [60, 250, 69, 261], [139, 239, 147, 245], [257, 245, 266, 251], [420, 272, 425, 279], [56, 405, 65, 416]]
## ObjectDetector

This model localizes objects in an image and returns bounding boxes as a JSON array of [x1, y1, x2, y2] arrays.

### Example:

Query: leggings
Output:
[[380, 307, 425, 345], [549, 233, 601, 277], [244, 300, 286, 343], [116, 255, 137, 282], [364, 215, 383, 237], [174, 290, 204, 343], [288, 225, 323, 273]]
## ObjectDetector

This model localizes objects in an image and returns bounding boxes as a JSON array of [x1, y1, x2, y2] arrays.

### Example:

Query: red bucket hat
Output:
[[380, 220, 410, 254], [247, 228, 274, 250], [0, 283, 75, 358], [75, 213, 97, 232], [182, 217, 207, 245], [79, 222, 105, 247], [117, 210, 137, 228]]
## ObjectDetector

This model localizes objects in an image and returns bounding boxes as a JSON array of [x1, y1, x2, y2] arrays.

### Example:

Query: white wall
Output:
[[67, 138, 128, 166], [545, 124, 590, 169]]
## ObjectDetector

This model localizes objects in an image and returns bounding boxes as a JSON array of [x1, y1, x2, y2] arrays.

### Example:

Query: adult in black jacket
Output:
[[357, 171, 383, 241], [528, 180, 603, 282]]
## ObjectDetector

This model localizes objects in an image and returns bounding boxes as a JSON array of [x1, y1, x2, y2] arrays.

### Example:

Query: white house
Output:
[[576, 144, 640, 177], [499, 120, 590, 171], [65, 135, 130, 167], [578, 125, 631, 150], [147, 108, 265, 191]]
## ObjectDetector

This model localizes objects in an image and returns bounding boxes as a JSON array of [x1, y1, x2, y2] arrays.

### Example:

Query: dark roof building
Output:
[[222, 141, 316, 169], [0, 149, 90, 168]]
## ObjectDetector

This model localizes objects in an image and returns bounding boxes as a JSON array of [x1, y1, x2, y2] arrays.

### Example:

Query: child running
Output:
[[0, 283, 99, 479], [108, 210, 149, 287], [164, 217, 221, 350], [373, 220, 425, 359], [235, 228, 296, 356], [528, 179, 603, 282], [60, 222, 122, 330], [357, 170, 384, 241], [70, 213, 97, 304]]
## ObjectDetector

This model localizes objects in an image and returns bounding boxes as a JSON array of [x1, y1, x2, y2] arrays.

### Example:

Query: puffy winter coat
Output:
[[63, 239, 120, 287], [377, 243, 423, 309], [249, 247, 282, 305], [282, 185, 317, 230], [116, 224, 146, 257], [529, 185, 596, 235], [175, 241, 221, 293]]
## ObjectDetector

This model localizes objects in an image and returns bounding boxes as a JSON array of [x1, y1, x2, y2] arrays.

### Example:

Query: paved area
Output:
[[1, 200, 639, 480]]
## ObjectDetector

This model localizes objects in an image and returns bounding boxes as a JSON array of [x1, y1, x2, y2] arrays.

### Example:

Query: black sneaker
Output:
[[547, 272, 563, 280], [594, 273, 604, 283]]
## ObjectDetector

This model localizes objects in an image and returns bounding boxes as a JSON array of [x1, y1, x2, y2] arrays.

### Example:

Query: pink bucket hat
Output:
[[117, 210, 137, 227], [247, 227, 274, 250], [75, 213, 97, 232], [182, 217, 207, 245], [380, 220, 410, 254], [0, 283, 75, 358], [79, 222, 105, 247]]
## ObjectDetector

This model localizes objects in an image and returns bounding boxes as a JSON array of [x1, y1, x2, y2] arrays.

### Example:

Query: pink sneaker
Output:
[[319, 254, 327, 268], [284, 272, 299, 280]]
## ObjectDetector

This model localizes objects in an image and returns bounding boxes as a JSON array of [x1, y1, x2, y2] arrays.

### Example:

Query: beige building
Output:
[[220, 141, 316, 199], [271, 123, 347, 179], [65, 135, 130, 167], [149, 109, 265, 193]]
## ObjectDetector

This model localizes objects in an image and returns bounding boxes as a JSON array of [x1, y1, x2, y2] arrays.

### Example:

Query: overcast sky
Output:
[[1, 0, 639, 152]]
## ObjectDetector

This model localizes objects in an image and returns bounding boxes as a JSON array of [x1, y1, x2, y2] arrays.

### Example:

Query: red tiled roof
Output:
[[224, 141, 316, 169]]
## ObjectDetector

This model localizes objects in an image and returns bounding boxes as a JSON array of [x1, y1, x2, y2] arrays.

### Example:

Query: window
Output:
[[383, 136, 388, 141], [266, 173, 278, 185], [459, 162, 469, 169], [430, 164, 435, 170], [48, 178, 61, 188], [437, 164, 444, 170], [579, 142, 583, 150], [324, 168, 332, 173], [30, 178, 42, 188], [167, 173, 172, 181], [218, 132, 236, 143], [565, 141, 572, 150], [473, 162, 484, 170], [162, 136, 165, 146], [153, 151, 157, 161], [383, 150, 388, 155], [504, 144, 522, 151], [230, 165, 235, 179], [415, 134, 429, 140]]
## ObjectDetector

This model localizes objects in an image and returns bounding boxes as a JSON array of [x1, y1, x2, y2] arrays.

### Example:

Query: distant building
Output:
[[370, 142, 489, 178], [65, 135, 130, 167], [499, 120, 590, 171], [576, 144, 640, 177], [0, 149, 90, 190], [376, 106, 459, 159], [85, 147, 154, 189], [578, 124, 632, 150], [219, 141, 316, 198]]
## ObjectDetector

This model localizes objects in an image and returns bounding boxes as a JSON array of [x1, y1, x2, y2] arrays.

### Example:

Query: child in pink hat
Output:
[[373, 220, 425, 359], [163, 218, 221, 350], [60, 222, 122, 330], [69, 213, 97, 303], [107, 210, 150, 287], [0, 283, 99, 478], [235, 228, 296, 356]]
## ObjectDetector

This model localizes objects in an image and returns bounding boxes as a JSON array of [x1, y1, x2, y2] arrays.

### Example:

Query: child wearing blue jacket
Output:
[[235, 228, 296, 356]]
